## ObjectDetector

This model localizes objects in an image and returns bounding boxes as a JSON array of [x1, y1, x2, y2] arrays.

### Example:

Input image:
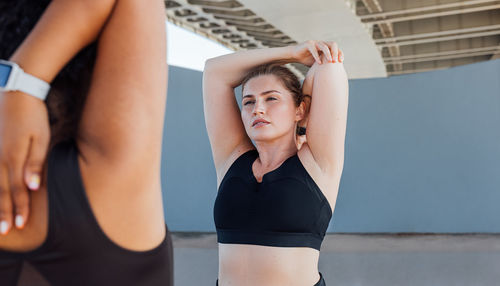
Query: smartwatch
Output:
[[0, 59, 51, 101]]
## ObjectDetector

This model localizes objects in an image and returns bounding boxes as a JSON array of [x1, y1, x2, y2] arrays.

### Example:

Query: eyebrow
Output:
[[243, 90, 281, 99]]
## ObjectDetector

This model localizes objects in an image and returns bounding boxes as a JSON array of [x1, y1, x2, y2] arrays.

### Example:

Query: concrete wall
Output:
[[161, 59, 500, 233]]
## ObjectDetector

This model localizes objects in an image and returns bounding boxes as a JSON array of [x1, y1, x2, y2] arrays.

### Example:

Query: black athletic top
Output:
[[0, 140, 173, 286], [213, 149, 333, 251]]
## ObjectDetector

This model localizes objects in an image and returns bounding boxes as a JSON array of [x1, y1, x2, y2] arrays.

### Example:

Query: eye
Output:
[[243, 100, 255, 105], [267, 97, 277, 101]]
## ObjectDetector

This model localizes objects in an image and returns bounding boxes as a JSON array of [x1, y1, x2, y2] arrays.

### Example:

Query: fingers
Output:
[[8, 162, 29, 230], [326, 41, 344, 63], [4, 138, 31, 231], [0, 166, 13, 235], [325, 41, 339, 63], [24, 136, 48, 192], [317, 42, 333, 63], [308, 40, 343, 64], [307, 41, 322, 64]]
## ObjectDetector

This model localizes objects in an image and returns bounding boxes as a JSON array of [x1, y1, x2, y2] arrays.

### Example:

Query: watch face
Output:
[[0, 63, 12, 88]]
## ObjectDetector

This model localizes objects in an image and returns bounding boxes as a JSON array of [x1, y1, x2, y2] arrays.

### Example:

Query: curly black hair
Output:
[[0, 0, 98, 145]]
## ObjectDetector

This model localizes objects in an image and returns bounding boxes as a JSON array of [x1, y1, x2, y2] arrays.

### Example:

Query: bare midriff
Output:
[[218, 243, 321, 286]]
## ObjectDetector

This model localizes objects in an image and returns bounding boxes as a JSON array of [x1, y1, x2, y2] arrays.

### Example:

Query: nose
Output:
[[252, 98, 265, 115]]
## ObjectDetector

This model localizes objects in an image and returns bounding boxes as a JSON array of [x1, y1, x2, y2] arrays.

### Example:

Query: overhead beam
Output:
[[186, 0, 243, 10], [360, 0, 402, 71], [165, 1, 265, 51], [492, 54, 500, 59], [491, 43, 500, 59], [213, 16, 266, 26], [234, 25, 280, 34], [387, 51, 500, 75], [387, 67, 447, 76], [375, 24, 500, 44], [201, 7, 255, 17], [384, 50, 498, 64], [244, 30, 288, 39], [383, 46, 500, 61], [362, 4, 500, 25], [359, 0, 498, 20], [377, 29, 500, 47], [209, 12, 260, 21]]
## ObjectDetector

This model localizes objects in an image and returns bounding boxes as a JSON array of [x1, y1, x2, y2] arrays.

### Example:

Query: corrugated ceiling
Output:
[[165, 0, 500, 77]]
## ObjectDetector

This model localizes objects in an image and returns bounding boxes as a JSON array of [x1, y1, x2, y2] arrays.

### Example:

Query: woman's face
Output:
[[241, 75, 302, 142]]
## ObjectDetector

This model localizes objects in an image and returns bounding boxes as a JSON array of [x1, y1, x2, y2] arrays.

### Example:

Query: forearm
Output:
[[204, 46, 295, 88], [9, 0, 116, 83]]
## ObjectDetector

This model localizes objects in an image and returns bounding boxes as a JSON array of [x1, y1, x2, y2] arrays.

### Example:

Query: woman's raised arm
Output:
[[203, 47, 295, 175], [0, 0, 117, 234], [1, 0, 168, 241], [304, 45, 348, 187], [9, 0, 116, 83], [203, 41, 334, 179]]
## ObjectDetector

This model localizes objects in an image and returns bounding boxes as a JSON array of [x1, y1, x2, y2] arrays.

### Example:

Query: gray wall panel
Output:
[[162, 59, 500, 232]]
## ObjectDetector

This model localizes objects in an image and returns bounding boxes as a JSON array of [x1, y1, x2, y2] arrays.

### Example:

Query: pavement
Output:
[[172, 233, 500, 286]]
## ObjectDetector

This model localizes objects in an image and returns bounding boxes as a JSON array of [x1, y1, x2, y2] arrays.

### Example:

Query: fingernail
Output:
[[15, 215, 24, 229], [28, 174, 40, 191], [0, 221, 8, 235]]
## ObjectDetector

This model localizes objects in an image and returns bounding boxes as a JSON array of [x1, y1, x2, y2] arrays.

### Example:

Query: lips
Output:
[[252, 118, 270, 127]]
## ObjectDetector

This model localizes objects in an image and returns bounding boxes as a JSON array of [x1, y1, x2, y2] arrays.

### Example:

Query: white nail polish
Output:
[[28, 174, 40, 190], [0, 221, 8, 234], [15, 215, 24, 228]]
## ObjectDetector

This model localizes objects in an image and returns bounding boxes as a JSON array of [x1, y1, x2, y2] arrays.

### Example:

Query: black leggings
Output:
[[216, 272, 326, 286]]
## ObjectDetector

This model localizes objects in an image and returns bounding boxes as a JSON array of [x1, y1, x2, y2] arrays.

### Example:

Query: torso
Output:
[[216, 143, 339, 286], [219, 244, 321, 286], [0, 140, 166, 253]]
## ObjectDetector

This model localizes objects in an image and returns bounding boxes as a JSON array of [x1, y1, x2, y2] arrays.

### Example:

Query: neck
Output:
[[253, 131, 298, 169]]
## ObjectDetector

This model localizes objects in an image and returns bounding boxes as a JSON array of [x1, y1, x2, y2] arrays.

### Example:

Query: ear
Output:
[[295, 100, 307, 122]]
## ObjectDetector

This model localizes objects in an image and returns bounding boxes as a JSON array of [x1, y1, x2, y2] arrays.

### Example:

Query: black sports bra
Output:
[[213, 149, 333, 251], [0, 140, 173, 286]]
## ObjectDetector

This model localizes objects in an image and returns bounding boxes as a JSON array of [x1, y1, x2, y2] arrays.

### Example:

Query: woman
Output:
[[0, 0, 172, 285], [203, 41, 348, 286]]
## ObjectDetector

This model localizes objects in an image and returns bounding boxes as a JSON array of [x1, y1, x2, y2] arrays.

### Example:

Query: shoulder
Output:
[[215, 143, 256, 189]]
